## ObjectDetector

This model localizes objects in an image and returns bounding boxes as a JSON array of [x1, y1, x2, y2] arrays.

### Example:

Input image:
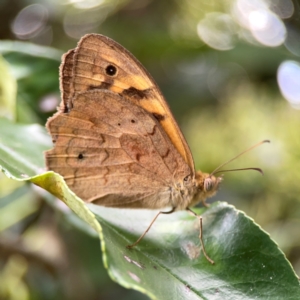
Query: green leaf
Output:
[[0, 117, 299, 299], [89, 204, 300, 299]]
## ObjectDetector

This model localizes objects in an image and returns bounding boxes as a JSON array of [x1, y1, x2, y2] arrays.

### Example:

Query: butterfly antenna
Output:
[[210, 140, 270, 176], [213, 167, 264, 176]]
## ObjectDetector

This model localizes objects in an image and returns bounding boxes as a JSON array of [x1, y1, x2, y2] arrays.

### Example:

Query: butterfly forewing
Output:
[[61, 34, 195, 173]]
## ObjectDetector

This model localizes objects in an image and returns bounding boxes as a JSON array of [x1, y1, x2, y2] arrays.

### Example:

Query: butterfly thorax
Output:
[[174, 171, 221, 210]]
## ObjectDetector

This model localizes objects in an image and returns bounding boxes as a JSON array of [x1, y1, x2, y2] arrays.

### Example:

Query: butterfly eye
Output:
[[204, 178, 213, 191], [105, 65, 117, 76], [183, 175, 191, 182]]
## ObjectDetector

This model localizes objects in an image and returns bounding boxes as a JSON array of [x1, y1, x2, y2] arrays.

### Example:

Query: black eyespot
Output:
[[105, 65, 117, 76], [117, 123, 121, 126], [78, 153, 84, 160], [184, 175, 190, 182], [131, 119, 136, 123]]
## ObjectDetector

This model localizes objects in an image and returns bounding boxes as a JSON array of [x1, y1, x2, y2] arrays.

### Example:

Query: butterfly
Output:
[[45, 34, 223, 264]]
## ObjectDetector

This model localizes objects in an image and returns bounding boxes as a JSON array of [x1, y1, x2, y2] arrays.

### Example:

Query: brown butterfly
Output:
[[45, 34, 266, 264]]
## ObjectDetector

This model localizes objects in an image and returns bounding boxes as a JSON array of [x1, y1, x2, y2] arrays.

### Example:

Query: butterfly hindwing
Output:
[[45, 89, 191, 208]]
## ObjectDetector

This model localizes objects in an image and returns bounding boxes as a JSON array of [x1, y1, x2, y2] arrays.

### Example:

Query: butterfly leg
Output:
[[126, 207, 176, 249], [186, 207, 214, 264]]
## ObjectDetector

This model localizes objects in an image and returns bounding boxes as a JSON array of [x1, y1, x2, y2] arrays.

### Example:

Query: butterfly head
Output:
[[189, 171, 222, 207], [203, 173, 223, 194]]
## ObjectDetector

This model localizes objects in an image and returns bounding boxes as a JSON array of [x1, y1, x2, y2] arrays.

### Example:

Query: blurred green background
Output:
[[0, 0, 300, 299]]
